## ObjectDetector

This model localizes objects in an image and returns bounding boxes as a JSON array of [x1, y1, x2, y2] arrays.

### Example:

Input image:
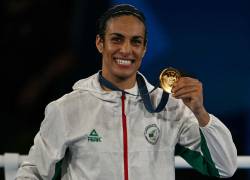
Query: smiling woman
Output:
[[15, 4, 237, 180], [96, 15, 147, 90]]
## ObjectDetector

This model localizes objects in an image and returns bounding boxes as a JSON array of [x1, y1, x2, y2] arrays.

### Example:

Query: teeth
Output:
[[116, 59, 132, 65]]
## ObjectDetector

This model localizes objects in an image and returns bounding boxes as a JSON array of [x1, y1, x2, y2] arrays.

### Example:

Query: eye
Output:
[[111, 37, 123, 43], [132, 39, 143, 46]]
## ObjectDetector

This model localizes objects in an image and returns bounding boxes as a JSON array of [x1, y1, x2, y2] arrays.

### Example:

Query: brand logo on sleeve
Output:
[[88, 129, 102, 142], [144, 124, 160, 145]]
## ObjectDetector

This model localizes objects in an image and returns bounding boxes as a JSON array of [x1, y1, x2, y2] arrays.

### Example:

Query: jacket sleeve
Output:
[[15, 101, 68, 180], [175, 101, 237, 178]]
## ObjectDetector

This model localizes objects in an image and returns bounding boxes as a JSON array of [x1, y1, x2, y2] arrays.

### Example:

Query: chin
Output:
[[115, 72, 135, 80]]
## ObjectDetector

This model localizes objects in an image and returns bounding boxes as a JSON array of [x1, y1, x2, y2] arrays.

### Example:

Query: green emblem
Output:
[[144, 124, 160, 145], [88, 129, 102, 142]]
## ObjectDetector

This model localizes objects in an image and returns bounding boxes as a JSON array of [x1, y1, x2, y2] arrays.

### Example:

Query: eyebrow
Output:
[[109, 33, 144, 39], [109, 33, 124, 38]]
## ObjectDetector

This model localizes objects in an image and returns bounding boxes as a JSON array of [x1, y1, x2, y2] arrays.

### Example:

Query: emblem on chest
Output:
[[144, 124, 160, 145]]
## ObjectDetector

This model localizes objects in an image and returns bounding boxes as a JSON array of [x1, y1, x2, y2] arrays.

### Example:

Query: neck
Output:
[[101, 72, 136, 91]]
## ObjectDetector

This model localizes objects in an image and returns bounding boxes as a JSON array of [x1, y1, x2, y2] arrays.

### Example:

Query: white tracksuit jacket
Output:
[[16, 72, 237, 180]]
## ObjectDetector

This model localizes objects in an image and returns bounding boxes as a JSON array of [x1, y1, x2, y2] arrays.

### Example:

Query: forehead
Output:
[[105, 15, 145, 37]]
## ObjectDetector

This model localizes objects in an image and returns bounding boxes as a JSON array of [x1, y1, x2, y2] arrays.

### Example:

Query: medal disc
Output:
[[159, 67, 181, 93]]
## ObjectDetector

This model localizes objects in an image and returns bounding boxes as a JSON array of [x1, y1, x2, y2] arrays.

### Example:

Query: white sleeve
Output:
[[175, 102, 237, 178], [15, 101, 68, 180], [200, 114, 237, 177]]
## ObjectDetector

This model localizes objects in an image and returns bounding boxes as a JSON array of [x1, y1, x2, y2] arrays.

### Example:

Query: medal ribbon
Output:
[[98, 71, 169, 113]]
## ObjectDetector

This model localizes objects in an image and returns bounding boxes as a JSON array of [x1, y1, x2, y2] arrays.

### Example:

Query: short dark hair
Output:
[[97, 4, 148, 45]]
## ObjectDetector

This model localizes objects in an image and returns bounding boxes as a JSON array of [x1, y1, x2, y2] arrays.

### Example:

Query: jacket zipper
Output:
[[121, 94, 128, 180]]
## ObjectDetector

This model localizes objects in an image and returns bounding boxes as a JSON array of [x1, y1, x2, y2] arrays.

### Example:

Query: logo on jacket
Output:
[[88, 129, 102, 142], [144, 124, 160, 145]]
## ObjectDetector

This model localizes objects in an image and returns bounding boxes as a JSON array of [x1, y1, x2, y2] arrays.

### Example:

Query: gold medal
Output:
[[159, 67, 181, 93]]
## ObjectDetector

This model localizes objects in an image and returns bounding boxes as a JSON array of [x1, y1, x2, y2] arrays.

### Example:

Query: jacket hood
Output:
[[72, 72, 156, 102]]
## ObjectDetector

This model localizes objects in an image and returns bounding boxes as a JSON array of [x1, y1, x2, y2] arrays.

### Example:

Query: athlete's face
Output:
[[96, 15, 146, 84]]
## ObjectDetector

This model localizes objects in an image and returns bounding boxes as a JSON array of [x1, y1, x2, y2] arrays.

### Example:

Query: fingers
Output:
[[172, 86, 198, 99], [171, 77, 202, 98], [171, 77, 207, 118]]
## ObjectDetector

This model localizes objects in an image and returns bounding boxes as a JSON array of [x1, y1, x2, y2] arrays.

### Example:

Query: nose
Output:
[[120, 41, 132, 55]]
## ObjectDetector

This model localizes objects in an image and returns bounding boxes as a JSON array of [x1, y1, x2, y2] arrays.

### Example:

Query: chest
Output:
[[67, 98, 180, 155]]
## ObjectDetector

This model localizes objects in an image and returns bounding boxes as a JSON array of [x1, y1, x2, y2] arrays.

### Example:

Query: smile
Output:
[[115, 58, 134, 65]]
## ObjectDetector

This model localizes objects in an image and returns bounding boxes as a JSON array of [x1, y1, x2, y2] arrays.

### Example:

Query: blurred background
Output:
[[1, 0, 249, 179]]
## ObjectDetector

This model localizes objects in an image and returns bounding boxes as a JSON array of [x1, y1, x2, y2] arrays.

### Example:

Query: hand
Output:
[[172, 77, 210, 126]]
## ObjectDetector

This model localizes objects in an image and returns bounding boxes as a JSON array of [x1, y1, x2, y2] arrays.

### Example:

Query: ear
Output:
[[96, 35, 104, 53]]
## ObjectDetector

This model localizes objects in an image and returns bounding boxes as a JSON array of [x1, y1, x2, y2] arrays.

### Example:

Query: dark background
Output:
[[1, 0, 249, 179]]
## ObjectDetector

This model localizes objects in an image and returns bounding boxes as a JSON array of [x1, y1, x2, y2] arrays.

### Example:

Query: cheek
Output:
[[102, 47, 114, 60], [135, 47, 146, 58], [135, 52, 144, 62], [105, 43, 119, 51]]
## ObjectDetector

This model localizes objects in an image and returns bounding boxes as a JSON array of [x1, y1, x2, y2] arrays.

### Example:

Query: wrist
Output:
[[194, 107, 210, 127]]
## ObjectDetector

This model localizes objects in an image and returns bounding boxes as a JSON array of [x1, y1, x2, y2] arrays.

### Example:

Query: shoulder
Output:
[[46, 73, 99, 111]]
